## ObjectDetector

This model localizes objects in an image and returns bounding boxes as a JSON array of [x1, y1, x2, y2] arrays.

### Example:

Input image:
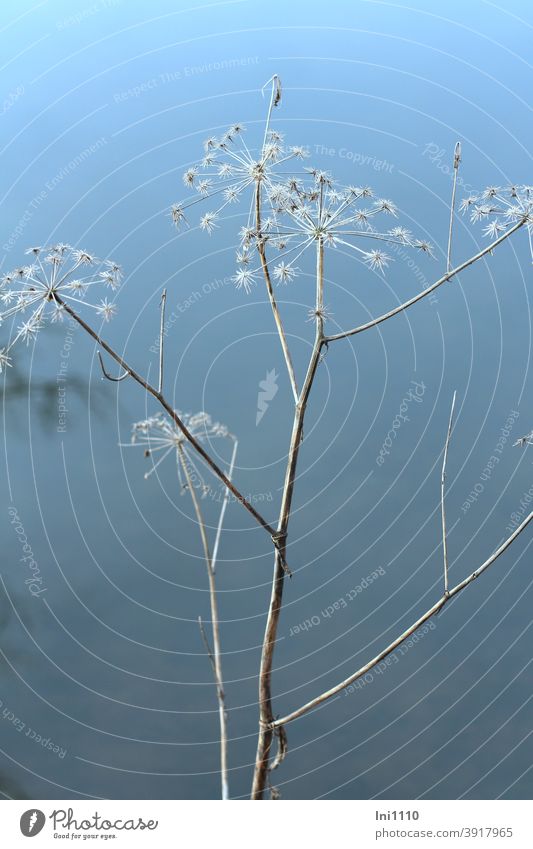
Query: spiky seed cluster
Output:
[[460, 185, 533, 256], [131, 411, 235, 496], [0, 244, 122, 372], [514, 430, 533, 447], [171, 123, 433, 298]]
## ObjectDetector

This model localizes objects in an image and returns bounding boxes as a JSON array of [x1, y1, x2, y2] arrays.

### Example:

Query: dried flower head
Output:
[[513, 430, 533, 448], [363, 250, 391, 272], [169, 79, 432, 311], [461, 185, 533, 261], [0, 245, 121, 371], [307, 304, 334, 323], [130, 411, 235, 497]]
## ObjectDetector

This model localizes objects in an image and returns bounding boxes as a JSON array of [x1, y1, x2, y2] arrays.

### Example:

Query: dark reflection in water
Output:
[[3, 361, 107, 429]]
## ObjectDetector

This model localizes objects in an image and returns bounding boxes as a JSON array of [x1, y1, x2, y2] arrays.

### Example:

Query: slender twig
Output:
[[324, 217, 527, 343], [178, 444, 212, 568], [441, 391, 457, 594], [261, 74, 281, 154], [97, 350, 129, 382], [51, 293, 279, 542], [255, 184, 299, 403], [316, 235, 325, 335], [178, 445, 229, 800], [198, 615, 217, 678], [158, 288, 166, 394], [447, 142, 462, 272], [212, 438, 238, 574], [251, 234, 325, 799], [255, 75, 298, 403], [271, 510, 533, 730]]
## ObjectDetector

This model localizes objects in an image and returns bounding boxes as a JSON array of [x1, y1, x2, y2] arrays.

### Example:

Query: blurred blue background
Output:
[[1, 0, 533, 800]]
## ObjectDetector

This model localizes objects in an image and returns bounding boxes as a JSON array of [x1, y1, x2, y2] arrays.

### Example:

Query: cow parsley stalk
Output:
[[129, 411, 238, 801], [171, 78, 533, 800]]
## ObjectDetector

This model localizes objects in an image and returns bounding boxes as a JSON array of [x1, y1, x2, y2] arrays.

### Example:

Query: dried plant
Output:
[[129, 411, 237, 800], [2, 77, 533, 800], [0, 244, 121, 371], [176, 78, 533, 798]]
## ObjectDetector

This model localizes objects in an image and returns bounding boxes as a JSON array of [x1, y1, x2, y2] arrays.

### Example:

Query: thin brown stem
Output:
[[325, 217, 527, 343], [255, 183, 299, 403], [251, 236, 325, 799], [178, 445, 229, 800], [97, 350, 129, 382], [316, 235, 324, 334], [261, 74, 281, 155], [441, 391, 457, 594], [52, 293, 278, 541], [211, 438, 238, 574], [158, 288, 166, 393], [447, 142, 462, 272], [271, 510, 533, 730], [198, 615, 217, 678]]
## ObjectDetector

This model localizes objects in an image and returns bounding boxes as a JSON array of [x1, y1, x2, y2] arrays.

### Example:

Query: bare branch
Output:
[[271, 510, 533, 730], [441, 390, 457, 595], [158, 288, 166, 394], [251, 235, 326, 798], [255, 185, 299, 403], [179, 446, 229, 800], [315, 235, 325, 338], [178, 445, 212, 566], [97, 350, 130, 382], [52, 294, 280, 542], [324, 216, 527, 343], [198, 615, 217, 681], [447, 142, 462, 272], [255, 76, 300, 403], [211, 438, 238, 574], [261, 74, 282, 152], [251, 191, 528, 792]]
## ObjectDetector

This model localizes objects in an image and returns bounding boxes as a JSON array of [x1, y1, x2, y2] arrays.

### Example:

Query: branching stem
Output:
[[270, 510, 533, 729], [255, 182, 299, 402], [211, 438, 238, 574], [325, 217, 527, 343], [251, 234, 325, 799], [51, 293, 279, 542], [250, 205, 529, 799]]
